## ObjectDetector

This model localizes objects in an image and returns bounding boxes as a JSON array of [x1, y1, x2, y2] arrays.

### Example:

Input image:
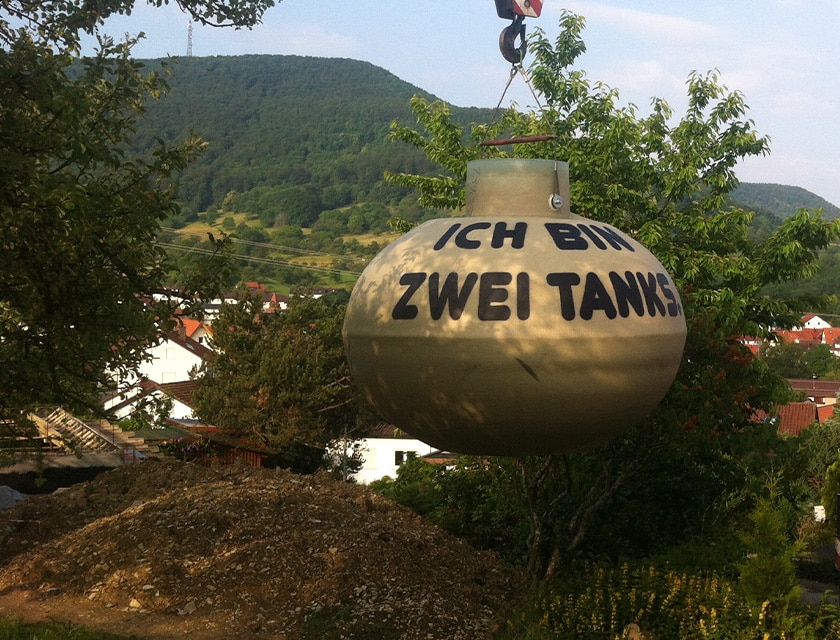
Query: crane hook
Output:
[[499, 14, 527, 65]]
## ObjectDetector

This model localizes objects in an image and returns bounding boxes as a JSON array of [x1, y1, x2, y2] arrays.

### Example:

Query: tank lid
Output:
[[465, 158, 571, 218]]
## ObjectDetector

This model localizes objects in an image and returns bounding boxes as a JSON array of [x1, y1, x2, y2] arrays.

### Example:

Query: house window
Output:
[[394, 450, 417, 466]]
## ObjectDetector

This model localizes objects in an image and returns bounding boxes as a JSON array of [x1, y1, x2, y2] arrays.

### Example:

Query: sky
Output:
[[83, 0, 840, 206]]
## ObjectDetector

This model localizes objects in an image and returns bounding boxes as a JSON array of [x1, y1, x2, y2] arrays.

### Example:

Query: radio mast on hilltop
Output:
[[187, 21, 193, 57]]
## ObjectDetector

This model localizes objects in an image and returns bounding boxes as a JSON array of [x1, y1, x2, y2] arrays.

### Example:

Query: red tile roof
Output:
[[166, 330, 214, 361], [776, 329, 823, 345], [818, 404, 836, 422], [159, 380, 199, 407], [177, 317, 213, 340], [787, 378, 840, 400], [776, 402, 819, 436]]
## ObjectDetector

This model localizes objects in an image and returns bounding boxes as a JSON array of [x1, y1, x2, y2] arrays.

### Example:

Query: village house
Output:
[[771, 402, 821, 437], [800, 312, 832, 330], [103, 317, 214, 424], [104, 379, 200, 422], [104, 282, 321, 427], [733, 314, 840, 440], [349, 424, 437, 484], [179, 317, 214, 347], [742, 313, 840, 354], [201, 282, 289, 319], [136, 329, 213, 385]]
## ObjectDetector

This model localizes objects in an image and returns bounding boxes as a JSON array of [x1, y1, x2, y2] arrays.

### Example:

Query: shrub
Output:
[[738, 496, 802, 616], [502, 560, 840, 640], [514, 562, 752, 640]]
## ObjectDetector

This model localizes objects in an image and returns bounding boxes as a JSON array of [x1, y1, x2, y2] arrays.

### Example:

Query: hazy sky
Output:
[[84, 0, 840, 206]]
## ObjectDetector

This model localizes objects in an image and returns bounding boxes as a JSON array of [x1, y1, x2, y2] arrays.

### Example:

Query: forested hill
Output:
[[732, 183, 840, 220], [135, 55, 836, 225], [134, 55, 491, 220]]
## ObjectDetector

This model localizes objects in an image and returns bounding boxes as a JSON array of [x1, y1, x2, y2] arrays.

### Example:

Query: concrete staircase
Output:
[[30, 408, 159, 463]]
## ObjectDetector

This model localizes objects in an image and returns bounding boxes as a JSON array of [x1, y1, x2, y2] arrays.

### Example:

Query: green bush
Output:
[[369, 456, 529, 564], [501, 561, 840, 640], [797, 421, 840, 499], [738, 496, 802, 616], [0, 617, 144, 639], [821, 456, 840, 530], [523, 563, 751, 640]]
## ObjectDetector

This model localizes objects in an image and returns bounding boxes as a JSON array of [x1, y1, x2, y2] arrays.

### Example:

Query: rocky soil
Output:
[[0, 458, 524, 639]]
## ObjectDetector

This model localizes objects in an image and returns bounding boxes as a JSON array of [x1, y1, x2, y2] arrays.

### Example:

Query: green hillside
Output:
[[138, 55, 839, 291], [138, 55, 837, 226], [136, 55, 492, 290], [136, 55, 488, 220], [732, 182, 840, 219]]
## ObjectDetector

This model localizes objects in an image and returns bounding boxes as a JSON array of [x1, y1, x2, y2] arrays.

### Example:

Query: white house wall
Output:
[[106, 389, 194, 422], [352, 437, 435, 484], [802, 315, 832, 330], [138, 341, 204, 384], [165, 396, 195, 420], [190, 327, 213, 347]]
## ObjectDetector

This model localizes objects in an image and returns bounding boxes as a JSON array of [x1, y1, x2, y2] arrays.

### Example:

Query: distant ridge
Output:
[[132, 55, 835, 225], [732, 183, 840, 220], [133, 55, 490, 215]]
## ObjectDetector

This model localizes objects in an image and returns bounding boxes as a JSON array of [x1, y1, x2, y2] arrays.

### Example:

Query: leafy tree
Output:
[[763, 246, 840, 307], [371, 455, 443, 517], [798, 419, 840, 496], [738, 484, 802, 619], [323, 437, 366, 481], [191, 294, 375, 462], [371, 455, 530, 563], [387, 12, 840, 582], [821, 455, 840, 530], [312, 208, 349, 237], [0, 0, 277, 448], [802, 343, 839, 378], [762, 342, 840, 379]]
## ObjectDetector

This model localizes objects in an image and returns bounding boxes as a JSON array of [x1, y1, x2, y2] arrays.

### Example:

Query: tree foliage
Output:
[[371, 456, 530, 565], [764, 245, 840, 310], [798, 420, 840, 497], [191, 294, 375, 459], [761, 341, 840, 380], [0, 0, 274, 444], [821, 455, 840, 530], [386, 12, 840, 581], [738, 493, 802, 616]]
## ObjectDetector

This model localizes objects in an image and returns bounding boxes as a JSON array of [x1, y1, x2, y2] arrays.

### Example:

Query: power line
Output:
[[156, 241, 362, 277], [225, 236, 348, 258], [159, 227, 371, 260]]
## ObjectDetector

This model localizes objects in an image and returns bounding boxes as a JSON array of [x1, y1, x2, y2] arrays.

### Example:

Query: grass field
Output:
[[163, 211, 402, 291]]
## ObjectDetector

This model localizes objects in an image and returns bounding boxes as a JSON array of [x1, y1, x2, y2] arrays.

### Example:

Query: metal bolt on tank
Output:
[[343, 159, 687, 456]]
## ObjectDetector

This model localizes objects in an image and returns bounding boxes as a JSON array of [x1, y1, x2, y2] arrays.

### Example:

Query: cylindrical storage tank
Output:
[[343, 158, 686, 456]]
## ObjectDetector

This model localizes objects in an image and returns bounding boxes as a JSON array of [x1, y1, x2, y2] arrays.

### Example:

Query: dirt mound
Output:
[[0, 459, 523, 639]]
